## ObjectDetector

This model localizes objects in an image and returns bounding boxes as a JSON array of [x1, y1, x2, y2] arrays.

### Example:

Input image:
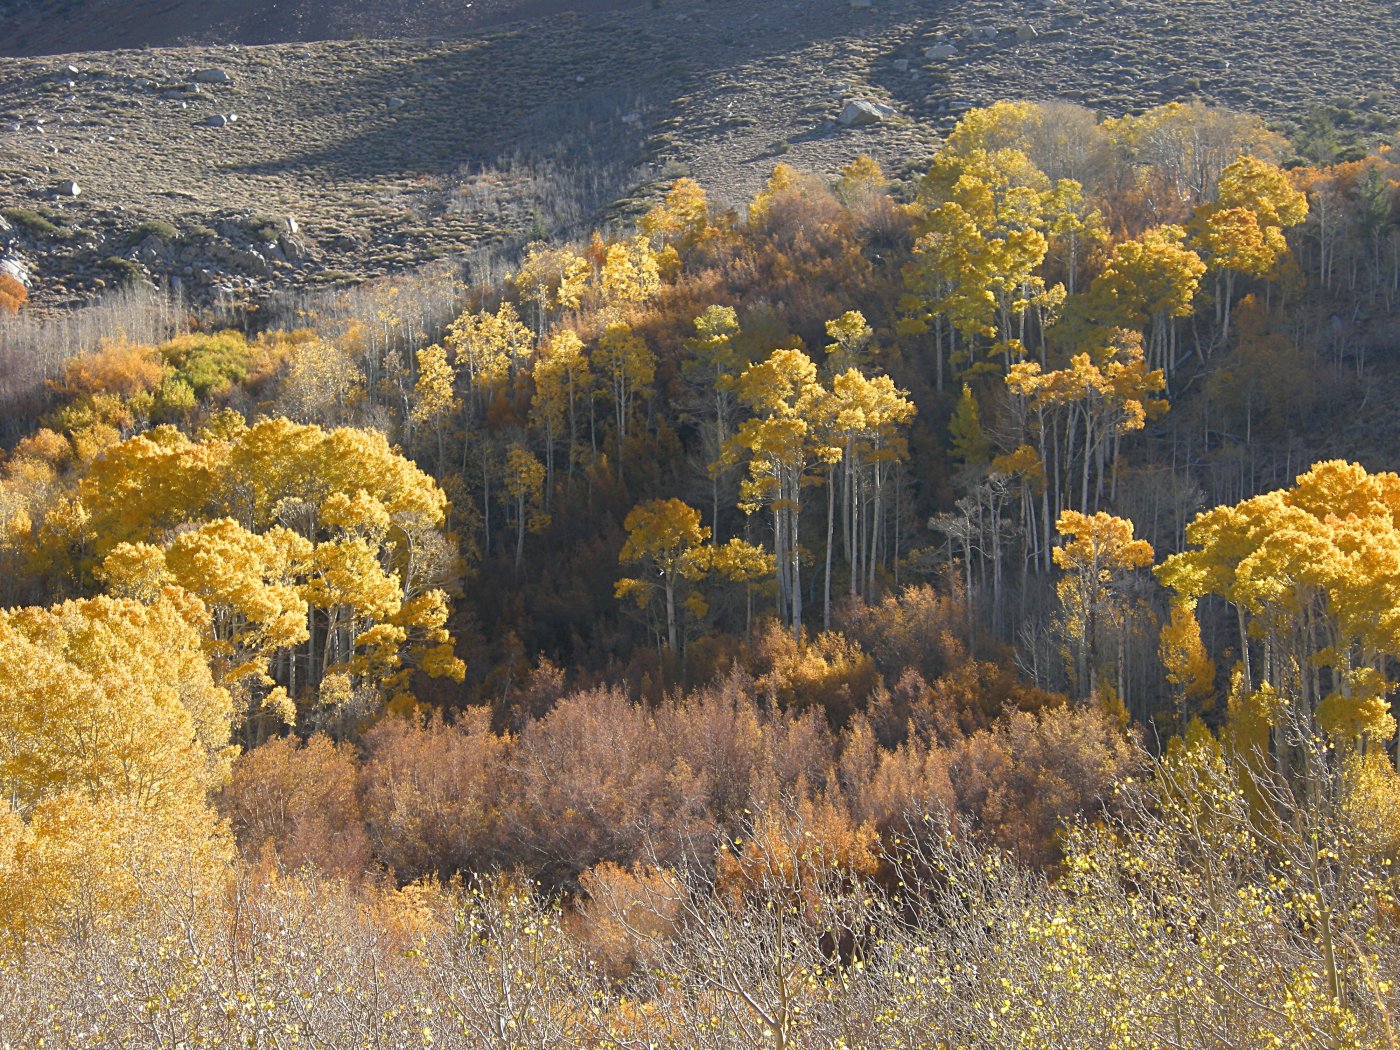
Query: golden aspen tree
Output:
[[903, 142, 1054, 382], [594, 321, 656, 477], [1006, 329, 1166, 521], [835, 154, 889, 209], [410, 342, 458, 465], [748, 162, 803, 226], [1104, 101, 1286, 215], [1053, 510, 1154, 701], [1159, 461, 1400, 759], [641, 177, 714, 253], [66, 418, 462, 719], [1044, 177, 1107, 297], [599, 235, 661, 308], [502, 446, 548, 574], [513, 243, 590, 334], [1086, 226, 1206, 377], [826, 368, 916, 611], [1159, 599, 1216, 730], [989, 442, 1049, 577], [530, 327, 591, 491], [276, 337, 366, 426], [689, 537, 775, 638], [0, 593, 233, 940], [445, 300, 533, 414], [940, 100, 1048, 159], [726, 348, 841, 636], [1192, 155, 1308, 343], [823, 310, 874, 374], [680, 305, 742, 539], [100, 519, 311, 736], [615, 498, 711, 651]]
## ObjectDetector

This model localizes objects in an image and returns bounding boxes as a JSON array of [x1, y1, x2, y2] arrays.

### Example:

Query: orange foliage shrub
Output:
[[839, 715, 956, 837], [53, 339, 165, 399], [571, 862, 685, 980], [509, 686, 714, 883], [715, 795, 880, 908], [656, 670, 768, 828], [843, 586, 1065, 744], [360, 709, 510, 880], [946, 702, 1144, 869], [221, 733, 370, 878], [9, 428, 72, 470], [0, 274, 27, 314], [836, 584, 970, 683]]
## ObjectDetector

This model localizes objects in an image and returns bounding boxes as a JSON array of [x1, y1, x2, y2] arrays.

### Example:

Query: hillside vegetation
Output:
[[4, 91, 1400, 1043]]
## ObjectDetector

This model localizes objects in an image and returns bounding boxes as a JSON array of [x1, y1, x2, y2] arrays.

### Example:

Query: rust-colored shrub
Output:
[[947, 703, 1144, 869], [509, 686, 713, 884], [222, 733, 370, 878], [571, 862, 686, 980], [361, 709, 510, 881], [715, 795, 880, 908], [0, 274, 27, 314]]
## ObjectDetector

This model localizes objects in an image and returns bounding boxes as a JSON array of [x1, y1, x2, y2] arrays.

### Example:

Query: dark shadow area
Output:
[[0, 0, 655, 57]]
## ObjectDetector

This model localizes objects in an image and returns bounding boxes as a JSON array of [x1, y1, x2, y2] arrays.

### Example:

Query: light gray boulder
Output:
[[839, 100, 892, 127]]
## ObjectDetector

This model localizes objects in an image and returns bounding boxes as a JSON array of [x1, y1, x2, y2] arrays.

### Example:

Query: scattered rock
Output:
[[925, 43, 958, 59], [192, 68, 233, 85], [203, 114, 239, 127], [893, 58, 910, 72], [278, 232, 308, 261], [1016, 25, 1039, 42], [387, 97, 406, 110], [850, 0, 873, 7], [54, 179, 80, 197], [839, 100, 891, 127]]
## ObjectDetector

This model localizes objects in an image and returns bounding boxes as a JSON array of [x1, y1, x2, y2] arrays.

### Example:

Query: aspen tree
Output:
[[616, 498, 711, 651], [726, 349, 840, 636], [1053, 510, 1154, 700]]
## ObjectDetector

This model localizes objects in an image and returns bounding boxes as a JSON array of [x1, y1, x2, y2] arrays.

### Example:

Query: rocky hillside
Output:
[[0, 0, 649, 56], [1, 0, 1396, 311]]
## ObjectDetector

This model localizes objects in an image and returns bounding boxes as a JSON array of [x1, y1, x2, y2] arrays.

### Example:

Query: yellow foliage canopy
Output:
[[0, 592, 233, 940]]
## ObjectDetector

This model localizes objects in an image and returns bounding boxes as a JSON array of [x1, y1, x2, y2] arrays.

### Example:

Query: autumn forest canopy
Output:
[[7, 99, 1400, 1046]]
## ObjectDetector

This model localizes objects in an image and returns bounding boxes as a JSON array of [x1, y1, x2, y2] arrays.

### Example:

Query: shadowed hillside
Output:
[[0, 0, 651, 56]]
